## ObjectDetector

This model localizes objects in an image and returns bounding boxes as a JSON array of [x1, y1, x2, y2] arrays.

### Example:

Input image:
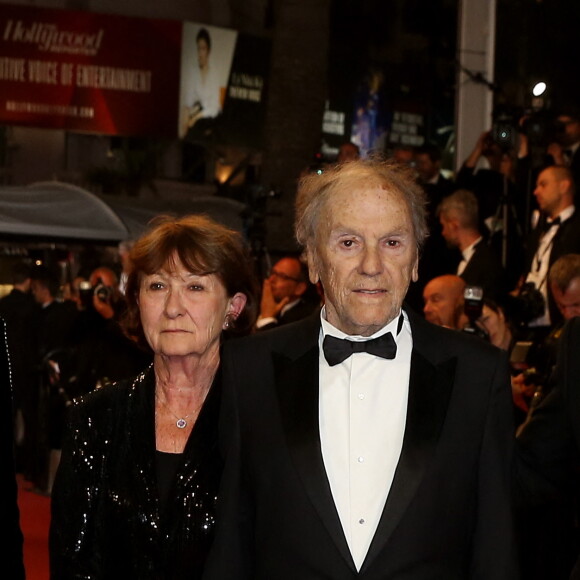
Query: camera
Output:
[[462, 286, 489, 341], [78, 278, 111, 309], [491, 106, 559, 151], [491, 111, 520, 151], [505, 281, 545, 327]]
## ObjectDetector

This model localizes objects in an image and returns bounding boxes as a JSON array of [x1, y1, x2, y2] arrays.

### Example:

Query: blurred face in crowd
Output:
[[423, 275, 465, 329], [307, 185, 418, 336], [556, 115, 580, 147], [268, 257, 306, 304], [414, 153, 439, 182], [534, 167, 570, 218], [551, 277, 580, 320], [337, 143, 360, 163], [392, 147, 414, 166], [477, 304, 510, 350], [31, 280, 49, 305], [439, 213, 459, 248]]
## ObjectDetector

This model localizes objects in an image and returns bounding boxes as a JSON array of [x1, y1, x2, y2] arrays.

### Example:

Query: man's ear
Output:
[[411, 253, 419, 283], [306, 248, 320, 285]]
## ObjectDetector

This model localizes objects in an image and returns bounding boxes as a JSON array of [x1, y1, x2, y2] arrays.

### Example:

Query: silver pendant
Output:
[[176, 418, 187, 429]]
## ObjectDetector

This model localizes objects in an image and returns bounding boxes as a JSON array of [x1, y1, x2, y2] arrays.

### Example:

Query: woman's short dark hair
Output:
[[123, 214, 259, 349]]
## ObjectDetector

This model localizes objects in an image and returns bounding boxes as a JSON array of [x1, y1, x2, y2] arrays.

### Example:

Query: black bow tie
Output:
[[540, 217, 561, 233], [323, 332, 397, 366]]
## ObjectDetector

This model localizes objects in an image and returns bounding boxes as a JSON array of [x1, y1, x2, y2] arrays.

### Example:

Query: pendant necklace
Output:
[[156, 392, 203, 429]]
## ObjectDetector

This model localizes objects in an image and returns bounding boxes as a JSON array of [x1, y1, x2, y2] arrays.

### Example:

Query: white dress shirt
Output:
[[318, 307, 412, 570], [526, 205, 575, 327], [456, 236, 482, 276]]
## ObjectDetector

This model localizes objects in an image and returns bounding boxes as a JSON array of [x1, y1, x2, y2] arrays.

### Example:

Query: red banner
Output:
[[0, 4, 181, 137]]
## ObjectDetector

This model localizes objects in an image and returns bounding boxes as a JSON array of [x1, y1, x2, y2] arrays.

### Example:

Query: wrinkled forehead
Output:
[[319, 178, 412, 226]]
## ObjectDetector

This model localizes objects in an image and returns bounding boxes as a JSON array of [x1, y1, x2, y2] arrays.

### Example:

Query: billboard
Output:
[[0, 4, 181, 137], [0, 4, 270, 146]]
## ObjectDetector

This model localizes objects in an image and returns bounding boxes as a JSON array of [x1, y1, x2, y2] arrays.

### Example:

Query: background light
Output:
[[532, 81, 547, 97]]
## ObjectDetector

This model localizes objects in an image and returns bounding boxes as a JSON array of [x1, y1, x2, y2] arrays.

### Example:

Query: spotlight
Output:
[[532, 82, 547, 97]]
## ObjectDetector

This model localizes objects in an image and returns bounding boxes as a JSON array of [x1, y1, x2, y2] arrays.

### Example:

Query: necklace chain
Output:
[[155, 392, 204, 429]]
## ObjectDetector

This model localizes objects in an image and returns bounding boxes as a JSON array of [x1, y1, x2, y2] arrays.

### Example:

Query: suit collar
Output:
[[273, 308, 457, 573]]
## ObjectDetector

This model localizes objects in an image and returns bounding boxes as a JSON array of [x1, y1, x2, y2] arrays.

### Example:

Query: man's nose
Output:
[[359, 246, 382, 275]]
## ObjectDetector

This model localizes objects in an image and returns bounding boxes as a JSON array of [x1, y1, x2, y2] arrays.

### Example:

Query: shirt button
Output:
[[357, 456, 364, 463], [358, 393, 365, 400], [359, 518, 365, 524]]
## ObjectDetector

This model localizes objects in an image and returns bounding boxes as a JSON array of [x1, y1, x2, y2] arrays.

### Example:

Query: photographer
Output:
[[454, 130, 527, 287], [70, 266, 151, 398], [511, 254, 580, 433], [546, 108, 580, 186]]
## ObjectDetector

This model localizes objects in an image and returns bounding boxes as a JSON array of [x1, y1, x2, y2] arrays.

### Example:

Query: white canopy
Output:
[[0, 181, 246, 243]]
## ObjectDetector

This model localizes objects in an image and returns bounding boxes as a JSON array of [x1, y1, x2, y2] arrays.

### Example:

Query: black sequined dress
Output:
[[49, 365, 222, 579]]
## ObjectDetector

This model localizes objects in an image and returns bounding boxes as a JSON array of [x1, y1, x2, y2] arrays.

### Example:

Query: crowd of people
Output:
[[4, 109, 580, 579]]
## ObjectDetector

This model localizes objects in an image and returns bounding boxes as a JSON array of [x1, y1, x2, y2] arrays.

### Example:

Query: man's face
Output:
[[268, 258, 305, 303], [393, 148, 414, 166], [423, 277, 464, 328], [414, 153, 439, 182], [556, 115, 580, 147], [307, 185, 418, 336], [534, 168, 567, 217], [197, 38, 209, 69], [439, 215, 459, 248], [551, 277, 580, 320], [31, 280, 46, 304], [337, 144, 359, 163]]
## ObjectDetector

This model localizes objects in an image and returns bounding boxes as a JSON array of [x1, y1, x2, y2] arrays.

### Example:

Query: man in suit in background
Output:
[[255, 255, 320, 331], [518, 165, 580, 338], [205, 158, 517, 579], [404, 143, 459, 312], [438, 188, 507, 302]]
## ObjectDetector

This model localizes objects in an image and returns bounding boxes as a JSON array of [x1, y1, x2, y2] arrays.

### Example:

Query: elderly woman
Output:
[[49, 215, 259, 579]]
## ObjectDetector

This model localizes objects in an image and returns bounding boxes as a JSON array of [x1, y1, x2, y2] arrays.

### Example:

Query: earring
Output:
[[223, 314, 233, 330]]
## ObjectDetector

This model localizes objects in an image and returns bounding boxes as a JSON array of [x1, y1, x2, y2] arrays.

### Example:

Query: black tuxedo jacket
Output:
[[523, 208, 580, 325], [460, 239, 507, 301], [204, 309, 518, 579]]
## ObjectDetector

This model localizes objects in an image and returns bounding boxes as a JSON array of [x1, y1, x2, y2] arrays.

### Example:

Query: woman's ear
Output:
[[228, 292, 247, 319]]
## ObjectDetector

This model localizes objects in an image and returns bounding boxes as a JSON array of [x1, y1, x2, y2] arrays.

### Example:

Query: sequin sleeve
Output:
[[49, 389, 114, 578]]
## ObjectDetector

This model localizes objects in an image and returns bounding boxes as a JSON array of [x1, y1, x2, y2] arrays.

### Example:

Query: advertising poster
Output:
[[179, 22, 237, 142], [0, 3, 181, 136], [219, 33, 270, 149]]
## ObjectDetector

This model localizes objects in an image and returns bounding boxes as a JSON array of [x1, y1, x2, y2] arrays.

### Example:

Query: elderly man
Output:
[[206, 158, 518, 579]]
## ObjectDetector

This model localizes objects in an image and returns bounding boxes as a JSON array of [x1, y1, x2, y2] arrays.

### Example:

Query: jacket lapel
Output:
[[273, 317, 356, 571], [361, 312, 457, 571]]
